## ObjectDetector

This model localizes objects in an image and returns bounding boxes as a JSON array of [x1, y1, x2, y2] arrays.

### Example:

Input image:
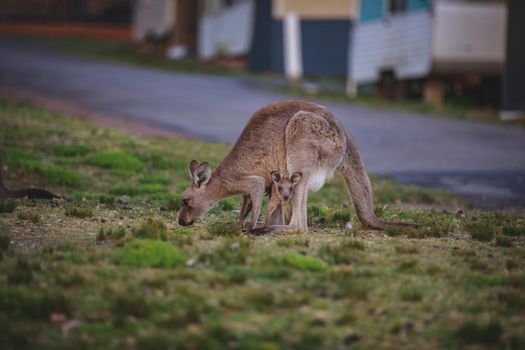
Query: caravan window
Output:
[[388, 0, 407, 15]]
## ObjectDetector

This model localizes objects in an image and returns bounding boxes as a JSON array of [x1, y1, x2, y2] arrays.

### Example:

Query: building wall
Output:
[[350, 10, 433, 84], [273, 0, 356, 20], [502, 0, 525, 112], [133, 0, 174, 41], [301, 20, 350, 76], [359, 0, 383, 22], [359, 0, 431, 22], [198, 0, 255, 60], [432, 1, 506, 74], [270, 20, 285, 74]]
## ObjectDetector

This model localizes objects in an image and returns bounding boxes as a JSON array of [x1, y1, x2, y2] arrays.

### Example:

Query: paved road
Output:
[[1, 38, 524, 208]]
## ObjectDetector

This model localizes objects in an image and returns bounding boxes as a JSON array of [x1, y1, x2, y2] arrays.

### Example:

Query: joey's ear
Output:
[[189, 160, 199, 177], [291, 172, 302, 185], [271, 171, 282, 183], [192, 161, 211, 188]]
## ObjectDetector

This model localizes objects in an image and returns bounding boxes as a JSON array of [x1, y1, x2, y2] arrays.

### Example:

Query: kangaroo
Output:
[[265, 171, 302, 225], [178, 100, 417, 231]]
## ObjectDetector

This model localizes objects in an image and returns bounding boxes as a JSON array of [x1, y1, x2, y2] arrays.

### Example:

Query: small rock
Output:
[[455, 209, 465, 218], [230, 241, 240, 250], [186, 258, 196, 267], [345, 221, 353, 229]]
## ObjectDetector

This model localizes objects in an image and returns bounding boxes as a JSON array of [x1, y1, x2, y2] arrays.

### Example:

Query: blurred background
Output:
[[0, 0, 524, 208]]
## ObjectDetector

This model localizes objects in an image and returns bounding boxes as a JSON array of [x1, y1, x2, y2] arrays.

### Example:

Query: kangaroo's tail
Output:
[[339, 131, 418, 230]]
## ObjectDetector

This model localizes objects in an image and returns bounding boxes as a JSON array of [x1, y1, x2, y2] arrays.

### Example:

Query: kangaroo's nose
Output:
[[178, 218, 194, 226]]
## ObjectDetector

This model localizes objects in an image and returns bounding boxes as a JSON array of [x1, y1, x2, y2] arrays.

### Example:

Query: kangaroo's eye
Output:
[[289, 187, 293, 192], [182, 198, 190, 206], [278, 186, 283, 191]]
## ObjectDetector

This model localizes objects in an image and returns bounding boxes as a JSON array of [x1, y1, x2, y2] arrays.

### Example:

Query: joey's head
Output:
[[271, 171, 302, 202], [178, 160, 217, 226]]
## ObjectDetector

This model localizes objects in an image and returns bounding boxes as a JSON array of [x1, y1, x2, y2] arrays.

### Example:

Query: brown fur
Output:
[[178, 100, 417, 230], [265, 171, 301, 225]]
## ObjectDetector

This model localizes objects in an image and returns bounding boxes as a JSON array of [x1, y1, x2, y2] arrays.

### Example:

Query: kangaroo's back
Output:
[[215, 100, 334, 179]]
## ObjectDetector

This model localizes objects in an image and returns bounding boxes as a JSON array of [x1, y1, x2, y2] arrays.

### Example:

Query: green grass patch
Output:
[[97, 226, 127, 242], [206, 221, 242, 237], [16, 210, 41, 223], [50, 144, 90, 157], [1, 98, 524, 349], [132, 219, 168, 240], [113, 239, 187, 268], [87, 151, 143, 171], [64, 204, 93, 218], [455, 320, 503, 345], [139, 175, 171, 185], [502, 225, 525, 237], [0, 199, 17, 213], [278, 254, 327, 272], [464, 221, 495, 242]]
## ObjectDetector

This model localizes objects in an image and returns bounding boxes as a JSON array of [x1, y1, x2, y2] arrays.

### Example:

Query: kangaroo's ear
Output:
[[189, 160, 199, 177], [291, 172, 302, 185], [192, 161, 211, 188], [271, 171, 281, 183]]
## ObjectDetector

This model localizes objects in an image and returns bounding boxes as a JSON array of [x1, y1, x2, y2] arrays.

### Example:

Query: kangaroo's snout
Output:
[[178, 217, 195, 226]]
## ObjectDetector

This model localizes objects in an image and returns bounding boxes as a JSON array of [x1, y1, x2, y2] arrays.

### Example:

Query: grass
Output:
[[64, 204, 93, 218], [113, 239, 187, 268], [0, 199, 17, 213], [87, 150, 143, 171], [0, 99, 524, 349]]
